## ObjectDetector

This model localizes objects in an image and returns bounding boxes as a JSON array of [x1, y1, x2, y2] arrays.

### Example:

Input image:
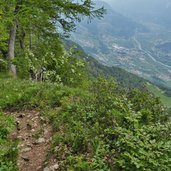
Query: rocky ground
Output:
[[9, 110, 58, 171]]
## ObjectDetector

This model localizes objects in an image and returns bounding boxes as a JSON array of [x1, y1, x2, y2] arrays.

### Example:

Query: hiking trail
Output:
[[9, 110, 54, 171]]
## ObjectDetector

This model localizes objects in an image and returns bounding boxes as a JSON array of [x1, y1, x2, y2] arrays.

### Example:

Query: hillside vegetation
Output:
[[0, 76, 171, 170], [147, 83, 171, 108], [63, 39, 147, 89]]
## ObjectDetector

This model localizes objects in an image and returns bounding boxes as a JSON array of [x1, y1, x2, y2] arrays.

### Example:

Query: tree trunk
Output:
[[7, 22, 17, 76], [29, 31, 32, 50], [20, 32, 25, 49]]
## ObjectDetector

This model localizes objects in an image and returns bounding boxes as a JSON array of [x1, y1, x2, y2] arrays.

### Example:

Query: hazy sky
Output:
[[97, 0, 171, 22], [100, 0, 171, 11]]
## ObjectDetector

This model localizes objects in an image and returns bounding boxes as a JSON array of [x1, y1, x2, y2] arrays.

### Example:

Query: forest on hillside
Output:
[[0, 1, 171, 171]]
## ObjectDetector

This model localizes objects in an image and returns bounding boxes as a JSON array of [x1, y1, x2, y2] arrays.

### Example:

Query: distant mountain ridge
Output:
[[76, 1, 147, 39], [105, 0, 171, 28]]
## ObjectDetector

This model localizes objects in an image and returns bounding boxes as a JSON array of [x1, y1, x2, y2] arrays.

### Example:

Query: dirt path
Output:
[[9, 110, 53, 171]]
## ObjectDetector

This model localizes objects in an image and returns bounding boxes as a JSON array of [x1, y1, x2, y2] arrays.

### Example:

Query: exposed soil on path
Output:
[[9, 110, 53, 171]]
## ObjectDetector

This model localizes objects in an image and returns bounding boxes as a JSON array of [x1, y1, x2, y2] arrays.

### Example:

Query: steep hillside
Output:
[[1, 75, 171, 171], [64, 39, 171, 102], [63, 39, 147, 89], [147, 83, 171, 108]]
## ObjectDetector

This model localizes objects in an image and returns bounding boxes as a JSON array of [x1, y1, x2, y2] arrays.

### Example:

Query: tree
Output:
[[0, 0, 105, 76]]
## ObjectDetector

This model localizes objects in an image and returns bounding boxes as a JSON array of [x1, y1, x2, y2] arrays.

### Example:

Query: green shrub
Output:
[[0, 76, 170, 171], [0, 78, 75, 110], [0, 112, 18, 171], [47, 77, 171, 171]]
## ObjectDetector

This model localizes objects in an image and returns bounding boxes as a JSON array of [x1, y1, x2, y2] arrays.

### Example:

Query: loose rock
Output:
[[21, 156, 30, 162], [50, 163, 59, 170], [21, 147, 32, 152], [43, 167, 51, 171], [36, 137, 45, 144]]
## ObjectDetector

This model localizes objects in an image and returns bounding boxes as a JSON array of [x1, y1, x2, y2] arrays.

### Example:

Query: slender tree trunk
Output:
[[29, 31, 32, 50], [7, 22, 17, 76], [20, 32, 25, 49]]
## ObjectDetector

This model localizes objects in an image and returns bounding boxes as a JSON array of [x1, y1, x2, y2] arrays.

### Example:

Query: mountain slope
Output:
[[65, 39, 171, 99], [63, 39, 147, 89]]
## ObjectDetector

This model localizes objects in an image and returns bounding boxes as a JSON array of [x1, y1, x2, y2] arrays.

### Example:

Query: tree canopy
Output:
[[0, 0, 105, 76]]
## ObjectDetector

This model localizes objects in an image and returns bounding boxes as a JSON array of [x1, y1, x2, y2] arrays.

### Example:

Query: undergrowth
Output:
[[0, 77, 171, 171], [0, 112, 18, 171], [44, 78, 171, 171], [0, 77, 86, 111]]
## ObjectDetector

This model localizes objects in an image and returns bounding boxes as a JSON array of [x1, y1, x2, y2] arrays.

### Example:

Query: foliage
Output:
[[3, 1, 171, 171], [43, 77, 171, 171], [14, 37, 63, 79], [0, 0, 105, 77], [0, 73, 170, 170], [45, 51, 87, 87], [0, 58, 7, 72], [128, 89, 168, 124], [0, 75, 90, 111], [111, 122, 171, 171], [0, 112, 18, 171], [15, 39, 88, 87], [147, 83, 171, 108], [0, 1, 10, 50]]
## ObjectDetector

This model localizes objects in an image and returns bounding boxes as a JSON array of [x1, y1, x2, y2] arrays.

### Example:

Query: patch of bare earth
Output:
[[9, 110, 53, 171]]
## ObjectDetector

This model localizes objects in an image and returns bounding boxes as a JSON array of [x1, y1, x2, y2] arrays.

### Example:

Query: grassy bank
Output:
[[147, 83, 171, 108]]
